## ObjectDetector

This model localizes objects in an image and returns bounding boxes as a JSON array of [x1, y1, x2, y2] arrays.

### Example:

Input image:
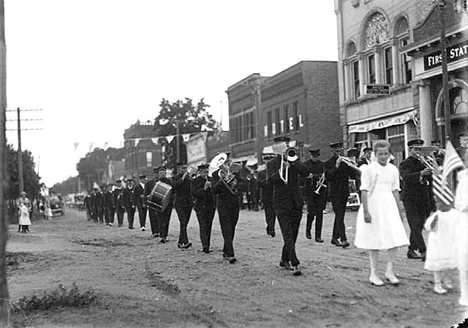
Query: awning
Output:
[[349, 109, 417, 133]]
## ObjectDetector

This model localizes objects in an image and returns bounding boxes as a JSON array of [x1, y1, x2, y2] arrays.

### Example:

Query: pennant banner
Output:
[[182, 134, 190, 142]]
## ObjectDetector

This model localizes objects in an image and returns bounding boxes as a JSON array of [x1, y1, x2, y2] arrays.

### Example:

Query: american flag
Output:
[[442, 140, 466, 184]]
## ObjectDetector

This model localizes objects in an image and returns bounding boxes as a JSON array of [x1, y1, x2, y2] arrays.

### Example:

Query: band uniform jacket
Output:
[[113, 187, 125, 213], [123, 187, 136, 211], [191, 175, 215, 210], [399, 156, 435, 210], [212, 169, 243, 207], [134, 182, 146, 209], [303, 159, 327, 201], [91, 191, 104, 214], [257, 169, 273, 203], [324, 156, 357, 199], [173, 174, 194, 208], [266, 155, 309, 210]]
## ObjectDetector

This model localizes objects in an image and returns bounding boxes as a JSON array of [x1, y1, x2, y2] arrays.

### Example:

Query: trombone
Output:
[[279, 147, 299, 183], [338, 156, 361, 172]]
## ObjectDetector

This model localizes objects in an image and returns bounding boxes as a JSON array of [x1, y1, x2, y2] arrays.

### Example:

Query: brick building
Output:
[[335, 0, 467, 165], [226, 61, 340, 164]]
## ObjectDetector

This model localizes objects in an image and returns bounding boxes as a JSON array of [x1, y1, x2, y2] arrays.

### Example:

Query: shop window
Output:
[[395, 16, 411, 84]]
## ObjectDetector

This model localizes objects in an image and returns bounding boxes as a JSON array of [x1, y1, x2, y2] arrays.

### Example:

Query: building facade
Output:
[[335, 0, 467, 165], [226, 61, 341, 164]]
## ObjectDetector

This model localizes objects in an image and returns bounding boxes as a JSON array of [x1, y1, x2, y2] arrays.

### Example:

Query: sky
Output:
[[4, 0, 338, 186]]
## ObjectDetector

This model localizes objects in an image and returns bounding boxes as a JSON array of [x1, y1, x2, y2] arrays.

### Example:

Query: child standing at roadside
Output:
[[18, 201, 31, 233], [423, 197, 458, 294], [354, 140, 409, 286]]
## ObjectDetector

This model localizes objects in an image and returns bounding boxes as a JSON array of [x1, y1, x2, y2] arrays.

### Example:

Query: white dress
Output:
[[18, 204, 31, 226], [424, 210, 458, 271], [455, 170, 468, 271], [354, 162, 409, 250]]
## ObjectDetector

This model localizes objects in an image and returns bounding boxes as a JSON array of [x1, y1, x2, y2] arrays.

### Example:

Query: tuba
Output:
[[209, 153, 239, 195]]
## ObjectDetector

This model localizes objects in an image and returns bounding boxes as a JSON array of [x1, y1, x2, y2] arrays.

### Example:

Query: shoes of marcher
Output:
[[153, 233, 160, 237], [160, 238, 167, 243], [202, 248, 210, 253], [407, 250, 421, 259], [369, 275, 384, 286], [292, 265, 302, 276], [341, 241, 350, 248], [129, 226, 134, 230], [385, 272, 400, 285], [421, 251, 426, 262], [315, 238, 324, 243], [223, 253, 229, 260], [331, 238, 343, 246], [434, 284, 447, 294], [305, 230, 312, 240], [267, 231, 275, 237], [229, 257, 237, 264], [178, 242, 192, 249], [141, 227, 146, 231], [279, 260, 293, 270]]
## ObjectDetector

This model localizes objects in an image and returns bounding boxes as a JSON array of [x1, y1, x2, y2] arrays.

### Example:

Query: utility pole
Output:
[[438, 0, 451, 147], [0, 0, 9, 325], [17, 108, 23, 192]]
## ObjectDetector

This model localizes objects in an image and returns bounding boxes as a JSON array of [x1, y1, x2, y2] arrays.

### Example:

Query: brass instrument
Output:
[[338, 156, 361, 172], [314, 172, 327, 195], [279, 147, 299, 183], [209, 153, 239, 195]]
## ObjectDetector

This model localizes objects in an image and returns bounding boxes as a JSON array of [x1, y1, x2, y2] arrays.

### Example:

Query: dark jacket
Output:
[[173, 173, 193, 207], [257, 170, 273, 203], [123, 187, 136, 210], [266, 155, 309, 210], [399, 155, 435, 211], [303, 159, 327, 198], [191, 175, 214, 210], [134, 183, 146, 208], [212, 169, 243, 207], [324, 156, 357, 199]]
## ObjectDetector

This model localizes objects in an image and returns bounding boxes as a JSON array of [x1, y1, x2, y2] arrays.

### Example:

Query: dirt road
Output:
[[6, 206, 468, 327]]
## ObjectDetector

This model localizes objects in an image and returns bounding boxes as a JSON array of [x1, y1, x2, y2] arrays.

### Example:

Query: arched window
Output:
[[451, 87, 468, 116], [395, 16, 411, 84], [345, 42, 360, 100], [364, 12, 389, 50]]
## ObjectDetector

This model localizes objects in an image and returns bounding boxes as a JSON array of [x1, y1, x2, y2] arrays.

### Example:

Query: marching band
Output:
[[81, 135, 468, 304]]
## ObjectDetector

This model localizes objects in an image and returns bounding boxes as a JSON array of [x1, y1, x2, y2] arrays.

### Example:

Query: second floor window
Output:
[[367, 54, 375, 84], [352, 60, 360, 99], [284, 105, 290, 134], [384, 47, 393, 85]]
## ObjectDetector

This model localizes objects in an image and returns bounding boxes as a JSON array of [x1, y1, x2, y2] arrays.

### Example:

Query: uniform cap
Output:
[[362, 147, 372, 153], [273, 136, 291, 143], [139, 174, 147, 179], [407, 139, 424, 147], [308, 147, 320, 154], [197, 163, 209, 170], [329, 142, 343, 149]]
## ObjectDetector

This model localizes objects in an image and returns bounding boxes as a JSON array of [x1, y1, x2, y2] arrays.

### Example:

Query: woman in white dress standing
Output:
[[355, 140, 409, 286]]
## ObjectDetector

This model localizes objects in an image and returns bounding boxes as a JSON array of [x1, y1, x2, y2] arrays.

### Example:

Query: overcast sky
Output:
[[4, 0, 338, 186]]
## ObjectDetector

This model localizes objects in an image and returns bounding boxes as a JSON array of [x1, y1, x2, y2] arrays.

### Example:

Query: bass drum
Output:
[[147, 181, 172, 213]]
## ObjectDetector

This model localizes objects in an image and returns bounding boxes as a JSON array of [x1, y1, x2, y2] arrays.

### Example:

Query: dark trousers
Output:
[[218, 203, 240, 258], [116, 209, 125, 226], [276, 206, 302, 267], [195, 207, 216, 251], [126, 207, 136, 228], [403, 201, 428, 253], [176, 205, 193, 245], [148, 209, 160, 235], [108, 208, 115, 224], [331, 195, 348, 242], [306, 196, 325, 239], [138, 206, 147, 228], [158, 204, 172, 239], [103, 208, 109, 224], [263, 201, 276, 234]]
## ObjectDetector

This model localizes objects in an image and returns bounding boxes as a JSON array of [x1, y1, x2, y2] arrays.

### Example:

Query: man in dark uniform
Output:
[[191, 163, 216, 253], [123, 178, 137, 229], [144, 167, 161, 237], [157, 166, 173, 243], [267, 137, 309, 276], [357, 147, 372, 167], [105, 183, 115, 226], [303, 147, 327, 242], [257, 154, 276, 237], [135, 174, 148, 231], [91, 186, 104, 224], [83, 191, 92, 221], [113, 179, 125, 227], [173, 162, 194, 249], [212, 153, 244, 264], [324, 142, 358, 248], [456, 132, 468, 165], [399, 138, 435, 261], [102, 183, 114, 226]]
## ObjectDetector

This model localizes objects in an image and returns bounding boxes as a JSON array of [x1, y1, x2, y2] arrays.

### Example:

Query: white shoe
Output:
[[434, 284, 447, 294], [369, 275, 384, 286], [108, 223, 113, 226], [141, 227, 146, 231], [443, 280, 453, 290], [385, 272, 400, 285]]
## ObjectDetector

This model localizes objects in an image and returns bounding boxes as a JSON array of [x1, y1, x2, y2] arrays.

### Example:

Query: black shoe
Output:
[[341, 241, 350, 248], [331, 238, 343, 246], [315, 238, 324, 243], [292, 265, 302, 276], [202, 248, 210, 253], [279, 260, 293, 270], [421, 251, 426, 262], [407, 250, 421, 259], [305, 230, 312, 240], [153, 233, 160, 237], [160, 238, 167, 243], [229, 257, 237, 264], [129, 226, 134, 230], [223, 253, 229, 260]]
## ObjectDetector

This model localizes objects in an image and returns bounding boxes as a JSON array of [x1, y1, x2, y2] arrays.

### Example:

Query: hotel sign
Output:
[[424, 41, 468, 71]]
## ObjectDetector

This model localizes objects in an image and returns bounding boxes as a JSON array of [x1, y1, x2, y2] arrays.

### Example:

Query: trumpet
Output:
[[314, 172, 327, 195], [338, 156, 361, 172]]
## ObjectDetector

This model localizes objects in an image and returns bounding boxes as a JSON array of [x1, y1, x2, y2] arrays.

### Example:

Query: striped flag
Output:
[[432, 172, 454, 205], [441, 140, 466, 185]]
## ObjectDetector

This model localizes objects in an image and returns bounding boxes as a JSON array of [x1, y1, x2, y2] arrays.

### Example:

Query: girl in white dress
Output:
[[423, 198, 458, 294], [355, 140, 409, 286], [18, 201, 31, 233]]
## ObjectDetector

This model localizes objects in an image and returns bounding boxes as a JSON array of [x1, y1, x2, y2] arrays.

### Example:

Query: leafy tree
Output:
[[154, 98, 220, 170]]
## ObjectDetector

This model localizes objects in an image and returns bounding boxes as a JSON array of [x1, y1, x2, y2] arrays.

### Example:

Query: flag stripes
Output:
[[442, 140, 466, 184], [432, 173, 454, 205]]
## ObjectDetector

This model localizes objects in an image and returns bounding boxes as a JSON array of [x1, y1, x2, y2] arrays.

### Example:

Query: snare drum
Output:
[[147, 181, 172, 213]]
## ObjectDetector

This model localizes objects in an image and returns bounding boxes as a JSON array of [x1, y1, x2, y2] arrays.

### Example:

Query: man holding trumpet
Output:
[[324, 142, 359, 248], [267, 136, 309, 276], [303, 147, 327, 242]]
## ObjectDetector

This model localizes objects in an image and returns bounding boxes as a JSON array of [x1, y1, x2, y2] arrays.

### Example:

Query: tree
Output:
[[154, 98, 220, 170]]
